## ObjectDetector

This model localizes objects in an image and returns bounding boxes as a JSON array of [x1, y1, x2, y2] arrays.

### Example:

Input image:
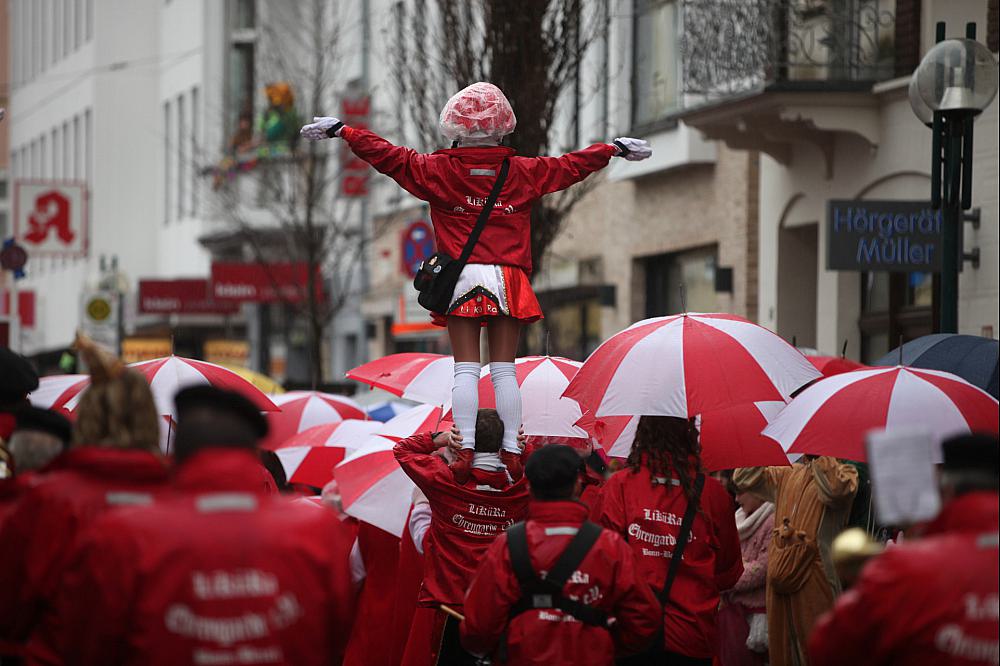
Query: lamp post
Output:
[[909, 23, 999, 333]]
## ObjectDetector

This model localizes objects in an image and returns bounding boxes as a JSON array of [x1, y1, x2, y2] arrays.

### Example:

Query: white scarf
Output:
[[736, 502, 775, 541]]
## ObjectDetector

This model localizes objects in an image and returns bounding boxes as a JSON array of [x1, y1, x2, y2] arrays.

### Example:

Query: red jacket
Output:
[[341, 127, 617, 274], [0, 446, 169, 646], [597, 466, 743, 659], [344, 523, 401, 666], [461, 500, 660, 665], [393, 433, 529, 607], [37, 449, 356, 666], [809, 491, 1000, 666]]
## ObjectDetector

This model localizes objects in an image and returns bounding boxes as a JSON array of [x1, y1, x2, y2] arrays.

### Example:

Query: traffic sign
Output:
[[401, 220, 434, 278]]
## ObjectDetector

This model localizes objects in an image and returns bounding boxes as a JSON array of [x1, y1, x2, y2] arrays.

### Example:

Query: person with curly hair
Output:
[[597, 415, 742, 665]]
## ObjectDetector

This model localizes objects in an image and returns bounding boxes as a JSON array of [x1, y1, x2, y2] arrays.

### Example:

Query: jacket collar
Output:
[[173, 449, 269, 494], [924, 491, 1000, 536], [467, 468, 512, 491], [45, 446, 167, 482], [527, 499, 589, 524]]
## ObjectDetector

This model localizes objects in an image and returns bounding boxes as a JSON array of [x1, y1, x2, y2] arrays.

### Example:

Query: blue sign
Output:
[[827, 200, 945, 272], [401, 220, 434, 278]]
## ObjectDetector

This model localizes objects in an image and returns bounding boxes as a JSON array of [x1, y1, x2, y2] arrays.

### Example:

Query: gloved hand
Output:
[[300, 116, 345, 140], [612, 137, 652, 161]]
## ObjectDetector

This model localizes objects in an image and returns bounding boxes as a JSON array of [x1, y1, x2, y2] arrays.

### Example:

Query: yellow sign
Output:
[[86, 297, 112, 322], [204, 339, 250, 367], [122, 338, 172, 364]]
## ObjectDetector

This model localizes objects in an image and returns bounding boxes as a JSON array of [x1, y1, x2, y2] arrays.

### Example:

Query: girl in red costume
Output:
[[302, 83, 650, 484]]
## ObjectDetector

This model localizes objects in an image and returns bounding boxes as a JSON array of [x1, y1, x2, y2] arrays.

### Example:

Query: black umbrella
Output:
[[875, 334, 999, 399]]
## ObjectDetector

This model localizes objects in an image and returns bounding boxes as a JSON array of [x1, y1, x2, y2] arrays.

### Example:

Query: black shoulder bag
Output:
[[617, 473, 705, 664], [412, 158, 510, 314]]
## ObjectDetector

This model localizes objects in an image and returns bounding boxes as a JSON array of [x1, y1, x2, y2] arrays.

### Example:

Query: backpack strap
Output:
[[506, 521, 609, 628], [657, 473, 705, 605]]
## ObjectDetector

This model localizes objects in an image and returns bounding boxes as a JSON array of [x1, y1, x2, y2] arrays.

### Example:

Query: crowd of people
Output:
[[2, 340, 998, 665]]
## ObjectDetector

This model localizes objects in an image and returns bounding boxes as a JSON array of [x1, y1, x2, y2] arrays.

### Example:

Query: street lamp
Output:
[[909, 24, 999, 334]]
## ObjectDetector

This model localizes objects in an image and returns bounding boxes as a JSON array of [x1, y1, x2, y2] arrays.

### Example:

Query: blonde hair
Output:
[[72, 334, 161, 453]]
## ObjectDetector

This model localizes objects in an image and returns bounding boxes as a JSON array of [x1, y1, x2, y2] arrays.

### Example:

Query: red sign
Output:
[[2, 290, 36, 328], [210, 262, 321, 303], [138, 279, 240, 315], [14, 181, 88, 256], [341, 96, 371, 197]]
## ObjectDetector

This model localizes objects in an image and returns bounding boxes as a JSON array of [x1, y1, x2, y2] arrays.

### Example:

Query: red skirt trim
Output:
[[431, 265, 543, 327]]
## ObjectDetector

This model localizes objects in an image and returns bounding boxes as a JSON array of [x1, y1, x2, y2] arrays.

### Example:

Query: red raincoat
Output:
[[597, 466, 743, 659], [0, 446, 169, 650], [344, 522, 401, 666], [36, 449, 356, 666], [341, 127, 617, 274], [809, 491, 1000, 666], [461, 499, 661, 664]]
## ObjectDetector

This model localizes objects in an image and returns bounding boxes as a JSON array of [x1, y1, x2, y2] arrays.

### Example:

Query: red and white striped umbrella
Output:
[[262, 391, 367, 449], [273, 420, 384, 487], [806, 355, 867, 377], [64, 356, 278, 418], [29, 374, 89, 414], [346, 353, 454, 406], [581, 401, 789, 471], [334, 436, 415, 537], [443, 356, 588, 439], [763, 367, 1000, 462], [563, 313, 820, 418], [376, 403, 445, 442]]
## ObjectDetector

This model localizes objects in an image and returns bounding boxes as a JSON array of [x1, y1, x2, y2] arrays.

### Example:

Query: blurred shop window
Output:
[[226, 0, 257, 146], [859, 272, 935, 364], [644, 246, 718, 318], [632, 0, 680, 130], [526, 298, 602, 362]]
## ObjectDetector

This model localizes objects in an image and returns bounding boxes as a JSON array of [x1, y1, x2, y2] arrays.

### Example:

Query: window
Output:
[[226, 0, 257, 143], [177, 94, 187, 218], [859, 272, 935, 364], [52, 128, 60, 179], [632, 0, 680, 129], [190, 86, 200, 215], [85, 109, 92, 181], [644, 245, 718, 317], [74, 0, 83, 51], [164, 101, 172, 224], [54, 0, 63, 61], [62, 121, 71, 179], [234, 0, 256, 29], [73, 115, 81, 179], [85, 0, 93, 41], [40, 136, 47, 177], [65, 0, 73, 55]]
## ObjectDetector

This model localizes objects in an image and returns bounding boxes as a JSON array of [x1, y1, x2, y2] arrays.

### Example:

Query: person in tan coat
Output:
[[733, 456, 858, 666]]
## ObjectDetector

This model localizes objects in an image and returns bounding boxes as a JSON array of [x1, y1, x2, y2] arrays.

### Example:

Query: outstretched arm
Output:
[[523, 136, 651, 198], [301, 117, 433, 201]]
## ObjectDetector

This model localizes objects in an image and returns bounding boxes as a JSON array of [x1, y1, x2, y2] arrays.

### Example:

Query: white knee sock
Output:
[[490, 362, 522, 454], [452, 362, 481, 451]]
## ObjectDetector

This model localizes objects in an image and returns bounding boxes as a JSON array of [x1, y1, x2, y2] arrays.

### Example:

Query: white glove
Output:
[[612, 137, 652, 161], [300, 116, 344, 140]]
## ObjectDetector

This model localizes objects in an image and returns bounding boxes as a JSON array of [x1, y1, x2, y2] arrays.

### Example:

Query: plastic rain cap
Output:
[[438, 82, 516, 142]]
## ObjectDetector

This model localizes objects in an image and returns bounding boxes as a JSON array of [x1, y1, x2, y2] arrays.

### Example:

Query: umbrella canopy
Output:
[[806, 356, 867, 377], [563, 313, 821, 418], [874, 334, 999, 399], [582, 401, 789, 471], [763, 367, 1000, 462], [366, 400, 414, 422], [444, 356, 589, 439], [376, 404, 445, 442], [335, 437, 415, 537], [272, 420, 384, 487], [64, 356, 279, 418], [29, 374, 88, 415], [262, 391, 367, 449], [346, 353, 454, 406]]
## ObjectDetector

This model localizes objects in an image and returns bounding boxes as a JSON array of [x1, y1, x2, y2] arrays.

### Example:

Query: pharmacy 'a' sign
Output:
[[13, 181, 88, 256], [827, 200, 944, 272]]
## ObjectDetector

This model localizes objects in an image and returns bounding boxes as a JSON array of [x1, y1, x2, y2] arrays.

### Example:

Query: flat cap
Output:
[[174, 385, 268, 438]]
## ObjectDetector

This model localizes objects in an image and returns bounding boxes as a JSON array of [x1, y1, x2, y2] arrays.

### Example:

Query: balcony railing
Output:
[[681, 0, 897, 99]]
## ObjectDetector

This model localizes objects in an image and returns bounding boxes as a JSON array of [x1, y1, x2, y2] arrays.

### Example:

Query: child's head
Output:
[[439, 82, 516, 144], [474, 408, 504, 453]]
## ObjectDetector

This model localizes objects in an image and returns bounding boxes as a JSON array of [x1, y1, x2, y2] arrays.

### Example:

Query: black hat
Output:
[[174, 385, 268, 438], [0, 348, 39, 404], [526, 444, 583, 498], [942, 433, 999, 473], [14, 406, 73, 446]]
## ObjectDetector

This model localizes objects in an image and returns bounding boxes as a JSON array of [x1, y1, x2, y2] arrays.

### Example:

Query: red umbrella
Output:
[[29, 374, 88, 416], [563, 313, 820, 418], [262, 391, 367, 449], [346, 353, 454, 406], [376, 404, 445, 442], [764, 367, 1000, 462], [273, 420, 384, 486], [580, 401, 789, 471], [335, 437, 415, 537], [806, 356, 867, 377]]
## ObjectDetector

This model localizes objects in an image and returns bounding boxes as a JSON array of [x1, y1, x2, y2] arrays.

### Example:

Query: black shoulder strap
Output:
[[456, 158, 509, 266], [544, 521, 603, 588], [507, 521, 534, 584], [658, 473, 705, 605]]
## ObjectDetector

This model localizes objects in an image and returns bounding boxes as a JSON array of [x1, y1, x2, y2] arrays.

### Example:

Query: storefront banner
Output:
[[122, 338, 173, 364], [827, 200, 945, 272], [203, 339, 251, 367], [210, 262, 321, 304], [138, 279, 240, 314]]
